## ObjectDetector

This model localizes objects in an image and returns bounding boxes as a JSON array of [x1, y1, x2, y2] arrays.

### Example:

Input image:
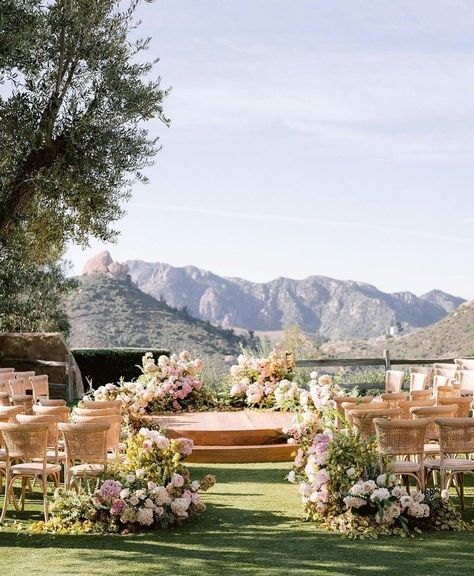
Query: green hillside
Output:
[[321, 300, 474, 359], [65, 273, 245, 369]]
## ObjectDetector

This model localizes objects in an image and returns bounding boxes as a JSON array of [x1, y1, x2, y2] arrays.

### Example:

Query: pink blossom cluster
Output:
[[289, 431, 333, 515], [92, 351, 204, 414], [229, 349, 296, 408], [344, 474, 430, 525]]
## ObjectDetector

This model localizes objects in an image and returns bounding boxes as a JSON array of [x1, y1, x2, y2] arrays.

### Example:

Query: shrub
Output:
[[72, 348, 169, 389]]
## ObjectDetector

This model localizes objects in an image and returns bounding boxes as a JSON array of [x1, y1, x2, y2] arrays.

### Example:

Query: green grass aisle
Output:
[[1, 463, 473, 576]]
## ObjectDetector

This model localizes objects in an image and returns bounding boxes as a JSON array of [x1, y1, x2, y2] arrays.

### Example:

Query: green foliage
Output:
[[0, 0, 168, 335], [0, 243, 76, 334], [72, 347, 169, 388], [0, 0, 168, 246]]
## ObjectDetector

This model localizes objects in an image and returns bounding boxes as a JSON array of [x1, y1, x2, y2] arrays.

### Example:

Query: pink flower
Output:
[[110, 499, 126, 515], [171, 473, 184, 488]]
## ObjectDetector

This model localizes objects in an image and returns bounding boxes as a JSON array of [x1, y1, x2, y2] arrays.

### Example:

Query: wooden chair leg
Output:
[[42, 474, 49, 522], [0, 474, 13, 523]]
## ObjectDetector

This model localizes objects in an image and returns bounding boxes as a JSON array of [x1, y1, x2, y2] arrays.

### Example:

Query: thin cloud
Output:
[[131, 202, 474, 245]]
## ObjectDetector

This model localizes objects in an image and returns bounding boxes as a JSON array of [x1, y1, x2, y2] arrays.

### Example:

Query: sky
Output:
[[66, 0, 474, 300]]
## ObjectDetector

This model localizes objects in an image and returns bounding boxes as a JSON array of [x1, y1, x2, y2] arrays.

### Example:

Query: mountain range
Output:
[[124, 258, 465, 340], [66, 255, 247, 368]]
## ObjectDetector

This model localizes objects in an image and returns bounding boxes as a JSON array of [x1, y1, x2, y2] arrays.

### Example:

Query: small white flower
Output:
[[346, 467, 356, 477]]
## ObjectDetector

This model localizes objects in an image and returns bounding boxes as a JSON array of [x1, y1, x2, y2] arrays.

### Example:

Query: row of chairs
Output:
[[0, 369, 51, 413], [0, 400, 124, 521], [334, 394, 474, 506]]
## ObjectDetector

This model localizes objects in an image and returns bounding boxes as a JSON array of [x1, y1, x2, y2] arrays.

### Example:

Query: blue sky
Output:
[[67, 0, 474, 299]]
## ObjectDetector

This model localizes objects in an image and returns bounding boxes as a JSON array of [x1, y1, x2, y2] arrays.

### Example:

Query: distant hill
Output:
[[321, 300, 474, 359], [65, 272, 246, 369], [126, 258, 465, 340]]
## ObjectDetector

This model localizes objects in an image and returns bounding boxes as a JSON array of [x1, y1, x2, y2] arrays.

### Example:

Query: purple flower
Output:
[[110, 499, 126, 515], [99, 479, 122, 500]]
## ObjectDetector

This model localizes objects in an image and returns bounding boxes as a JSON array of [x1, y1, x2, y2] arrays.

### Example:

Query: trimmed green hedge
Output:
[[72, 347, 170, 390]]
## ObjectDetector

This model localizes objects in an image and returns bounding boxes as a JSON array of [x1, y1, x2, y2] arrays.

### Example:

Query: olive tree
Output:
[[0, 0, 168, 332]]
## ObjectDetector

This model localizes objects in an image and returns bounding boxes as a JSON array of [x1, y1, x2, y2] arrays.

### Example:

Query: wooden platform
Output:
[[143, 411, 296, 463]]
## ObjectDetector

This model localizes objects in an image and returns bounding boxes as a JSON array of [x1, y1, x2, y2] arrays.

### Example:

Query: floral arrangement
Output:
[[228, 348, 297, 409], [286, 417, 468, 538], [31, 427, 215, 534], [299, 372, 341, 417], [87, 351, 215, 414]]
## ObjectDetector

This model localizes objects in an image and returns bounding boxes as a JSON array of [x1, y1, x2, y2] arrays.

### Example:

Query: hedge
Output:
[[72, 348, 170, 390]]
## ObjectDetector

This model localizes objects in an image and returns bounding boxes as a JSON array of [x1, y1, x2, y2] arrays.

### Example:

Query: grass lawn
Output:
[[1, 462, 473, 576]]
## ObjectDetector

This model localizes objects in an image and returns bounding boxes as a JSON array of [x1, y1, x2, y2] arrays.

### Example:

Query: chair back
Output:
[[438, 397, 471, 417], [349, 408, 401, 438], [334, 395, 373, 428], [59, 422, 110, 464], [30, 375, 49, 401], [15, 371, 36, 379], [80, 400, 123, 412], [0, 373, 14, 386], [8, 378, 26, 396], [436, 418, 474, 455], [342, 401, 389, 425], [0, 368, 14, 374], [0, 422, 48, 460], [410, 404, 457, 440], [410, 389, 432, 401], [409, 367, 433, 386], [16, 414, 60, 448], [434, 367, 458, 380], [374, 417, 429, 456], [397, 399, 435, 419], [381, 392, 408, 408], [33, 405, 71, 422], [436, 385, 459, 401], [0, 405, 26, 422], [455, 359, 474, 371], [410, 372, 429, 392], [385, 370, 404, 394], [74, 407, 120, 417], [458, 370, 474, 394], [73, 414, 122, 454], [38, 398, 67, 407], [433, 375, 454, 392]]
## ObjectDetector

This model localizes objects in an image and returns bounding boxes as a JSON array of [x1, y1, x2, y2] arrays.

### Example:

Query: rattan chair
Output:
[[0, 405, 26, 422], [0, 368, 14, 374], [349, 407, 401, 439], [33, 405, 70, 422], [73, 414, 122, 461], [16, 414, 65, 472], [80, 399, 123, 411], [438, 397, 471, 417], [0, 422, 60, 521], [59, 422, 110, 489], [410, 404, 458, 456], [385, 370, 404, 394], [424, 418, 474, 509], [334, 395, 373, 427], [374, 417, 430, 489], [410, 389, 433, 401], [14, 371, 36, 390], [397, 399, 435, 419], [342, 401, 389, 426], [381, 392, 409, 408], [30, 375, 49, 402]]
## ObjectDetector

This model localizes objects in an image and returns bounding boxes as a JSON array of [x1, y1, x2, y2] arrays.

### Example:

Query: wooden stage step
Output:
[[144, 410, 296, 463], [187, 443, 297, 464]]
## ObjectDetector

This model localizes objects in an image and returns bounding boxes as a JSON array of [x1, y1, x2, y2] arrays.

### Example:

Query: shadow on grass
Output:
[[2, 500, 474, 576]]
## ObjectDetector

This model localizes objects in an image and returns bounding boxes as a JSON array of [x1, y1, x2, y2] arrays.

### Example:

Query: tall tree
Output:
[[0, 0, 168, 248], [0, 0, 168, 333]]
